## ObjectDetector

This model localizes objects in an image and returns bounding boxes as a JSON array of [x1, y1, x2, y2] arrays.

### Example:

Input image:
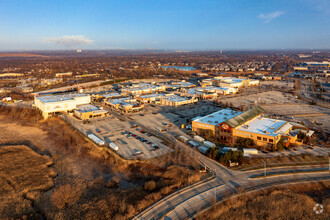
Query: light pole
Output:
[[264, 160, 267, 177], [214, 169, 217, 204]]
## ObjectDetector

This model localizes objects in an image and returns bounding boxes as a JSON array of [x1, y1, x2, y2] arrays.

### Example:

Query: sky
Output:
[[0, 0, 329, 51]]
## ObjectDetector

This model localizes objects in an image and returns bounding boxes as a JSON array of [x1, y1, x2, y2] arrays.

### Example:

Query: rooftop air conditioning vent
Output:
[[271, 127, 275, 129], [208, 120, 212, 123], [215, 121, 218, 123]]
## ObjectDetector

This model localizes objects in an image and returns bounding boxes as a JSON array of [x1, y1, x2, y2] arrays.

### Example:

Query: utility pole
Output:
[[264, 160, 267, 177]]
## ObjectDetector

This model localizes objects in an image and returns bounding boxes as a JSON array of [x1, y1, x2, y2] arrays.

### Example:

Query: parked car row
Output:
[[122, 130, 160, 150]]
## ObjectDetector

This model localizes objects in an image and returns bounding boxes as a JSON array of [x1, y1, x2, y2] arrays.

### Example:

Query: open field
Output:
[[260, 80, 294, 89], [237, 154, 329, 171], [0, 145, 55, 218], [196, 181, 330, 220], [0, 106, 205, 219]]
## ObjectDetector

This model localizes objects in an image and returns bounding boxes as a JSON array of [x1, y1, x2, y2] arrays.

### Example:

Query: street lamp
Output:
[[214, 169, 217, 204]]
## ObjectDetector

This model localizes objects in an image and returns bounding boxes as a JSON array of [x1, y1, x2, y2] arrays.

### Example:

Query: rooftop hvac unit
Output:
[[208, 120, 212, 123], [215, 121, 218, 123], [270, 127, 275, 129]]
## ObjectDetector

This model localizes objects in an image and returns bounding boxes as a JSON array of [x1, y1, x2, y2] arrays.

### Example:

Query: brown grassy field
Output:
[[196, 182, 329, 220], [237, 154, 329, 170], [0, 106, 204, 219], [0, 53, 47, 58], [0, 145, 55, 218]]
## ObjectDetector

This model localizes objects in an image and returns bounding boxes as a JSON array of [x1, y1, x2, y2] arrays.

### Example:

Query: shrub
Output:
[[144, 180, 156, 192]]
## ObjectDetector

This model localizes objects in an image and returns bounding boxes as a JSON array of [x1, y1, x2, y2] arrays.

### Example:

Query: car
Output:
[[96, 128, 101, 133], [153, 145, 160, 149], [120, 140, 127, 144], [146, 133, 152, 137], [126, 134, 132, 139], [132, 134, 137, 137], [83, 120, 91, 124], [146, 141, 152, 145]]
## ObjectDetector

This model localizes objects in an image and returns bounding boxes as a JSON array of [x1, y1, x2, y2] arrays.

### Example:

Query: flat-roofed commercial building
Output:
[[192, 108, 242, 136], [34, 93, 91, 119], [213, 77, 250, 88], [218, 106, 265, 144], [104, 97, 144, 113], [73, 104, 109, 120], [183, 86, 238, 99], [160, 95, 198, 106], [121, 83, 165, 95], [233, 117, 287, 147], [293, 61, 330, 73], [192, 106, 265, 143], [192, 106, 308, 149], [136, 94, 164, 103]]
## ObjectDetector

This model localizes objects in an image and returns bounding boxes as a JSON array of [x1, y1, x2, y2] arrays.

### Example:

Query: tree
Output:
[[277, 141, 284, 151]]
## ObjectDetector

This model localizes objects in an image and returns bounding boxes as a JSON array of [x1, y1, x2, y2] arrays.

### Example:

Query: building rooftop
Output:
[[193, 108, 242, 126], [236, 117, 287, 137], [161, 95, 194, 102], [76, 104, 99, 112], [37, 93, 89, 103], [225, 106, 265, 128]]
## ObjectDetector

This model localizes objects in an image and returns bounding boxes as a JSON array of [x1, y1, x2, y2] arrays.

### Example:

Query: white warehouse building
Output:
[[34, 93, 91, 119]]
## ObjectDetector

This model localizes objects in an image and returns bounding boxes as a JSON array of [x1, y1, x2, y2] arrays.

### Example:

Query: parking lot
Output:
[[65, 115, 172, 160]]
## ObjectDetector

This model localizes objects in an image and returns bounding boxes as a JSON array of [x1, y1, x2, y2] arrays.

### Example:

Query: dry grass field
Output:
[[197, 182, 329, 220], [0, 106, 204, 219], [237, 154, 329, 170], [0, 145, 55, 218]]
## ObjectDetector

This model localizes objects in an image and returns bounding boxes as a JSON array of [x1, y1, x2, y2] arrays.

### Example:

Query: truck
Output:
[[109, 143, 119, 151], [178, 135, 189, 143], [187, 140, 199, 148], [242, 148, 258, 155], [203, 140, 215, 148], [194, 135, 205, 142], [87, 133, 105, 145], [198, 146, 208, 155]]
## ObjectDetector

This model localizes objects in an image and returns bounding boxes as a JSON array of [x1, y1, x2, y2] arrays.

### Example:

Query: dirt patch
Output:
[[0, 145, 55, 218]]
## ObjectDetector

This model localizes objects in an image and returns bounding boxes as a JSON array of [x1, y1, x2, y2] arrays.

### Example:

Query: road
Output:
[[134, 137, 330, 220]]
